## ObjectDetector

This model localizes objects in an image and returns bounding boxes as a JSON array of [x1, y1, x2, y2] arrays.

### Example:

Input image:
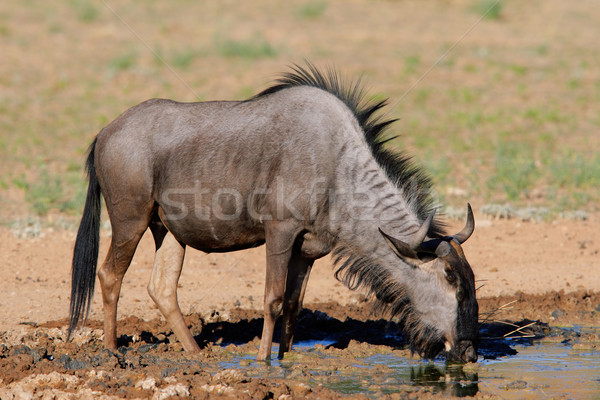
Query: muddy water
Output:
[[218, 335, 600, 398], [479, 341, 600, 399]]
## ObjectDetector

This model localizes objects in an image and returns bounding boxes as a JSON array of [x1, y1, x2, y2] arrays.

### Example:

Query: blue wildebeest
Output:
[[68, 64, 478, 362]]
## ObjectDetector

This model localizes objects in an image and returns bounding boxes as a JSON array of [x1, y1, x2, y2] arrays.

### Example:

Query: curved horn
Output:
[[409, 208, 436, 249], [452, 203, 475, 244]]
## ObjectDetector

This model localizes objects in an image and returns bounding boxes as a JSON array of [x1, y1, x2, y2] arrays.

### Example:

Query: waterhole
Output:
[[218, 333, 600, 398]]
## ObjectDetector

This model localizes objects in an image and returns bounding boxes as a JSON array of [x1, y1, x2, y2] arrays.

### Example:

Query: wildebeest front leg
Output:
[[278, 255, 313, 358], [148, 225, 200, 352], [257, 220, 299, 361]]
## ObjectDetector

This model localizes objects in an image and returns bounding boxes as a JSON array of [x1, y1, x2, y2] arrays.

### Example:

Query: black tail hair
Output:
[[68, 138, 101, 339]]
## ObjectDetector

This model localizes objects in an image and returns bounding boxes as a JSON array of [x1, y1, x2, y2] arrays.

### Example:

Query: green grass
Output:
[[536, 44, 549, 56], [413, 88, 431, 108], [473, 0, 503, 20], [404, 55, 421, 75], [510, 64, 528, 76], [448, 88, 479, 105], [23, 169, 86, 216], [549, 152, 600, 189], [460, 142, 600, 209], [171, 48, 199, 69], [108, 50, 138, 73], [69, 0, 99, 22], [0, 23, 9, 36], [523, 106, 572, 125], [567, 78, 581, 90], [487, 143, 539, 201], [423, 155, 452, 188], [12, 174, 29, 190], [215, 34, 278, 59], [235, 86, 257, 99], [26, 170, 64, 216], [296, 1, 328, 19]]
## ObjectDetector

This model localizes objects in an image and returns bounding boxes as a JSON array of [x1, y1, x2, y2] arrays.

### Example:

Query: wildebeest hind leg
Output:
[[148, 222, 199, 352], [97, 216, 149, 351], [278, 255, 313, 358]]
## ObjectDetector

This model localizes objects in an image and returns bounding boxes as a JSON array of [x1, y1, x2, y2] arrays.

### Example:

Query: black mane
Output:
[[253, 64, 449, 357], [253, 63, 444, 236]]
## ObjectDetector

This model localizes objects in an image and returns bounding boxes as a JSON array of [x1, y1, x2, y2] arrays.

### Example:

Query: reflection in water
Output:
[[410, 364, 479, 397], [218, 331, 600, 399]]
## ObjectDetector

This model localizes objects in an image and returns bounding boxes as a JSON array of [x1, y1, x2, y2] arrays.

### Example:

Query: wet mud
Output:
[[1, 291, 599, 399]]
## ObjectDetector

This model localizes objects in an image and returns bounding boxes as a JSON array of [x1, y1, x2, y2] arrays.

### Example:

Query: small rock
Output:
[[200, 383, 234, 395], [501, 380, 528, 390], [135, 377, 157, 390], [155, 383, 190, 399], [89, 348, 118, 367], [161, 367, 179, 378], [446, 187, 467, 197], [212, 368, 249, 384], [290, 382, 311, 397], [138, 343, 159, 353], [239, 359, 252, 367], [156, 333, 167, 342], [12, 345, 33, 357], [156, 342, 168, 352], [58, 354, 91, 370]]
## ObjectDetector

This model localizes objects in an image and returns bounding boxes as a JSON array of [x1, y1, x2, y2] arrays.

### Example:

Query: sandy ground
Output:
[[1, 212, 598, 332]]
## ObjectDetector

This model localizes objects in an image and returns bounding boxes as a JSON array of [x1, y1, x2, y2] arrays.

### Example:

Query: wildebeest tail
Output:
[[68, 138, 101, 339]]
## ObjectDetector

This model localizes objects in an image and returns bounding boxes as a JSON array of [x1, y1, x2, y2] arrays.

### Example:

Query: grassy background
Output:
[[0, 0, 599, 225]]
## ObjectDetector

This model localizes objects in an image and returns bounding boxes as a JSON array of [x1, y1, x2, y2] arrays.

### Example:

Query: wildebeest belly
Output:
[[160, 212, 266, 253], [156, 194, 266, 253]]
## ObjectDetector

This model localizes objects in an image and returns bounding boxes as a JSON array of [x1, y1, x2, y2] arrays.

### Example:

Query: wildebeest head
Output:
[[379, 204, 478, 363]]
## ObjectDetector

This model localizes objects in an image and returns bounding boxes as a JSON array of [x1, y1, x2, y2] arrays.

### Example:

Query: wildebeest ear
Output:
[[378, 209, 436, 262], [379, 228, 419, 260], [419, 239, 451, 258], [434, 240, 452, 257]]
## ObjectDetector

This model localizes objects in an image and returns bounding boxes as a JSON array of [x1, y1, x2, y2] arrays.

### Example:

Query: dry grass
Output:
[[1, 0, 599, 222]]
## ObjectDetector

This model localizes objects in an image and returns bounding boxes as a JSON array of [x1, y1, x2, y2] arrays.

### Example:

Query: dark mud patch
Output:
[[1, 294, 599, 399]]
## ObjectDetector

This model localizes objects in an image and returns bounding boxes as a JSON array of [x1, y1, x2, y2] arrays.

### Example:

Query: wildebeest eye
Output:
[[444, 268, 456, 283]]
